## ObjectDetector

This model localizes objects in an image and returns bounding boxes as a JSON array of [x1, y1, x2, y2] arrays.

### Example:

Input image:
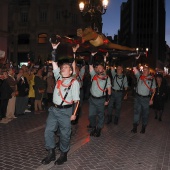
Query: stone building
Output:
[[119, 0, 166, 69], [8, 0, 84, 65], [0, 1, 8, 64]]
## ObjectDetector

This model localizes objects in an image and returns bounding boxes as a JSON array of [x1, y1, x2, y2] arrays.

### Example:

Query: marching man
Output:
[[41, 42, 80, 165]]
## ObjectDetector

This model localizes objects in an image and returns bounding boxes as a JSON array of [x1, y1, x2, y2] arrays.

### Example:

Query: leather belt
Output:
[[136, 93, 150, 98], [91, 94, 106, 99], [112, 89, 123, 92], [54, 104, 73, 109]]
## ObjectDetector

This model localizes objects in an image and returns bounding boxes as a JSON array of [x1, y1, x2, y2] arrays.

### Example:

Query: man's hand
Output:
[[123, 94, 128, 100], [72, 44, 80, 53], [104, 101, 109, 106], [149, 100, 153, 105], [51, 42, 60, 50], [17, 73, 22, 80], [70, 115, 76, 121]]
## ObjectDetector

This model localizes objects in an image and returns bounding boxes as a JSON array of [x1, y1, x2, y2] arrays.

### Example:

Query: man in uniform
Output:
[[131, 64, 156, 134], [41, 42, 80, 165], [88, 54, 112, 137], [106, 64, 128, 125]]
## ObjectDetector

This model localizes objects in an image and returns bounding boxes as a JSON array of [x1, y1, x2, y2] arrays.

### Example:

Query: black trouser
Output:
[[29, 97, 35, 111], [0, 99, 9, 119]]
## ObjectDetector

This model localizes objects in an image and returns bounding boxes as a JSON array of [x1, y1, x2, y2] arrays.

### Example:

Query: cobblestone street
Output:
[[1, 95, 170, 170]]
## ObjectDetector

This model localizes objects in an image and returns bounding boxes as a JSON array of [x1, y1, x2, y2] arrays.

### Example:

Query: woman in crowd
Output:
[[28, 68, 36, 111], [34, 68, 46, 113], [153, 74, 167, 121], [15, 68, 29, 116]]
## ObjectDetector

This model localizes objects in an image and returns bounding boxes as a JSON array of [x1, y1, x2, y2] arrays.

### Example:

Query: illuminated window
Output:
[[38, 34, 47, 44]]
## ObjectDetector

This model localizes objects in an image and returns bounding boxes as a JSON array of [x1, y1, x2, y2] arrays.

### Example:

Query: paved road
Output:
[[1, 95, 170, 170]]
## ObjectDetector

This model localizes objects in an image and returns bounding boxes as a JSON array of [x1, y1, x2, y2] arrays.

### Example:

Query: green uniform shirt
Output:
[[90, 70, 111, 97], [135, 71, 156, 96], [53, 68, 80, 105], [73, 66, 85, 88], [111, 70, 128, 90]]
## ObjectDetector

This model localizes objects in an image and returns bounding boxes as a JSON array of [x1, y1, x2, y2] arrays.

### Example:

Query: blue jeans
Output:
[[44, 106, 72, 152], [133, 95, 150, 126], [107, 91, 123, 118], [89, 96, 105, 129]]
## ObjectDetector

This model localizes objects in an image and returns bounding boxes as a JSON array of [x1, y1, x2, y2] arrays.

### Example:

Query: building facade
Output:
[[119, 0, 166, 68], [8, 0, 86, 65], [0, 0, 8, 64]]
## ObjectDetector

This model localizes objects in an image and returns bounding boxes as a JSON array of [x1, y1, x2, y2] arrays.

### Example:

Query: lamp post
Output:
[[78, 0, 109, 33]]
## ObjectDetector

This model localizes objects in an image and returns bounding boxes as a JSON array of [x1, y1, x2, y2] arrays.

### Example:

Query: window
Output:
[[38, 34, 47, 44], [56, 11, 61, 20], [39, 10, 47, 22], [20, 11, 28, 23], [19, 0, 30, 5]]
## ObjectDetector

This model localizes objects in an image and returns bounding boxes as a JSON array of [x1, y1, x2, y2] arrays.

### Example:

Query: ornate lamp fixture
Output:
[[78, 0, 109, 32], [79, 0, 108, 15]]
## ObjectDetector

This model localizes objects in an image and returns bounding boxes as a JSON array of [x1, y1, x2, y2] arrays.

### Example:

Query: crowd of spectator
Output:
[[0, 60, 170, 125], [0, 62, 55, 123]]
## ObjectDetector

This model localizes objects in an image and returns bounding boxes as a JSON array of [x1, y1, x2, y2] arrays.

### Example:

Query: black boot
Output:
[[55, 141, 60, 149], [41, 149, 56, 165], [114, 116, 119, 125], [106, 115, 112, 124], [90, 127, 97, 136], [140, 125, 146, 134], [131, 124, 137, 133], [94, 128, 101, 137], [54, 152, 67, 165]]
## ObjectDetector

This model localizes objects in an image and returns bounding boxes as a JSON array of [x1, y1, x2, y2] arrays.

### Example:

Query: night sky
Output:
[[102, 0, 170, 46]]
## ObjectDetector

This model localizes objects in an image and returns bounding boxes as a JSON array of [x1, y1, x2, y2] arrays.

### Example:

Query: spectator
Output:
[[34, 68, 46, 113], [153, 74, 167, 121], [6, 68, 18, 120], [0, 71, 13, 123], [28, 68, 36, 111], [15, 69, 29, 116]]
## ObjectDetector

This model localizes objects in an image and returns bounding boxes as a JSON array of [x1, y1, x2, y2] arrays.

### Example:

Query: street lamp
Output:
[[78, 0, 109, 32]]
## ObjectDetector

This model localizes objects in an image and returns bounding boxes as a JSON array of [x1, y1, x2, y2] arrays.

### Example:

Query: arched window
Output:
[[38, 33, 47, 44]]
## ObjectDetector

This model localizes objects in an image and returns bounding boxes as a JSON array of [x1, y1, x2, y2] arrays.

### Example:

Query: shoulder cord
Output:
[[76, 74, 83, 82], [113, 74, 125, 90], [93, 75, 108, 93], [56, 78, 76, 105], [137, 75, 154, 93], [103, 77, 108, 95]]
